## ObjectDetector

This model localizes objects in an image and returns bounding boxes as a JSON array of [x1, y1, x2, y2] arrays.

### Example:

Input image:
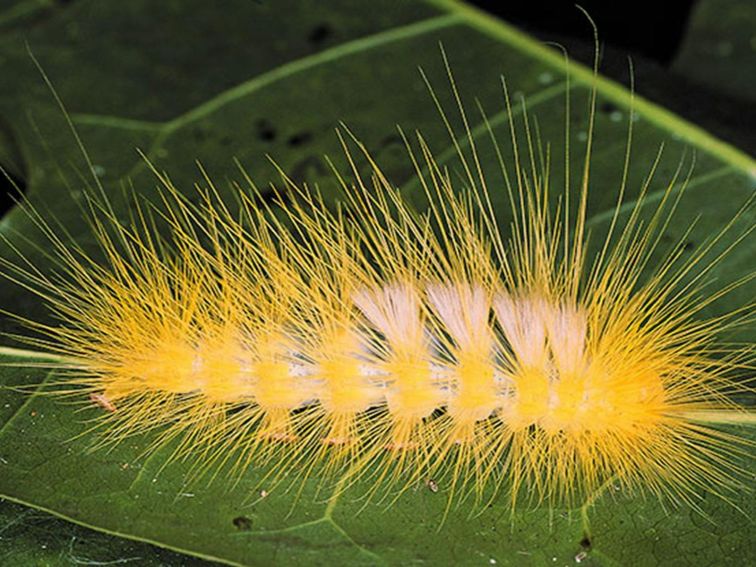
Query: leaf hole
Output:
[[379, 134, 404, 149], [256, 120, 277, 142], [232, 516, 253, 531], [288, 155, 327, 186], [579, 536, 592, 550], [287, 131, 313, 147], [308, 23, 333, 46], [258, 186, 292, 208]]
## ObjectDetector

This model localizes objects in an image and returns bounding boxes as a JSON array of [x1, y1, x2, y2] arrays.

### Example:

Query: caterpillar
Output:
[[0, 47, 753, 519]]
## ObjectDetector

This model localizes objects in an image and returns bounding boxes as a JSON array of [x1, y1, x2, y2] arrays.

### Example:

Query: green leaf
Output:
[[0, 0, 754, 565], [0, 498, 208, 566]]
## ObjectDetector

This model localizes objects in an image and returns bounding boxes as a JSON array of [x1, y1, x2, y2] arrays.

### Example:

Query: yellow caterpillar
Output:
[[0, 49, 753, 517]]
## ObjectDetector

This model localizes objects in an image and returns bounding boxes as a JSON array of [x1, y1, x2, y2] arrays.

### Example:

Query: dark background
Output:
[[473, 0, 694, 63], [470, 0, 754, 155]]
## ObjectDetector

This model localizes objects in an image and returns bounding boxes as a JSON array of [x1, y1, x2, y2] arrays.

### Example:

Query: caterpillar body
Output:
[[0, 53, 753, 515]]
